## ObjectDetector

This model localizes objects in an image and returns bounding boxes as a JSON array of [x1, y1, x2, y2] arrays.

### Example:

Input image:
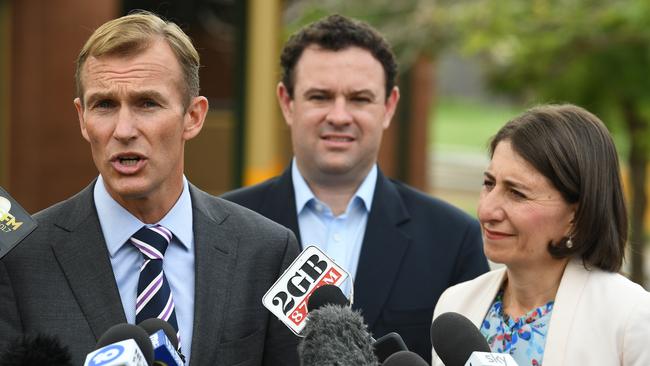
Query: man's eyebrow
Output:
[[301, 88, 377, 97], [303, 88, 332, 95], [130, 90, 166, 101], [348, 89, 377, 98], [84, 90, 167, 105], [85, 91, 115, 105]]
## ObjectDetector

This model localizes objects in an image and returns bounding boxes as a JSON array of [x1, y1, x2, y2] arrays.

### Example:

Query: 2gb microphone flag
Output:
[[262, 246, 349, 335], [0, 186, 37, 259]]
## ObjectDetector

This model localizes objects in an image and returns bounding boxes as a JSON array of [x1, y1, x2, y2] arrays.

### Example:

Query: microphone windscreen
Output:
[[381, 350, 428, 366], [137, 318, 179, 349], [0, 334, 73, 366], [96, 323, 154, 366], [307, 284, 349, 312], [373, 332, 408, 363], [299, 304, 377, 366], [431, 312, 490, 366]]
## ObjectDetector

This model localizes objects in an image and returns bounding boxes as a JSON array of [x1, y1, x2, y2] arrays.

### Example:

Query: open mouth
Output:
[[118, 156, 141, 166], [110, 153, 146, 173]]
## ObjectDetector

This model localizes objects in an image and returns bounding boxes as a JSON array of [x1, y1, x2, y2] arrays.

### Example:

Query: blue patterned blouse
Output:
[[479, 291, 554, 366]]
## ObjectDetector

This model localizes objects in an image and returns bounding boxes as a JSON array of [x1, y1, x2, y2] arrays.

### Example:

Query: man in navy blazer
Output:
[[222, 15, 489, 363]]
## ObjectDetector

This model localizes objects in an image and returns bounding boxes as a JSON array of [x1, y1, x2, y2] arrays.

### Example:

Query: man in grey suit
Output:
[[0, 11, 300, 366]]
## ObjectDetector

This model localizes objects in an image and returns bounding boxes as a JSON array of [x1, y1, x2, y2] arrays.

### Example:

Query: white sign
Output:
[[262, 246, 349, 335], [465, 352, 519, 366]]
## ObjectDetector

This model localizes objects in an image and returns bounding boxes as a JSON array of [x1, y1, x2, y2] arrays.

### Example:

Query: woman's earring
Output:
[[566, 237, 574, 249]]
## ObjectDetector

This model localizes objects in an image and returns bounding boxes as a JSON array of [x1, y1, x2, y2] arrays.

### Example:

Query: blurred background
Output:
[[0, 0, 648, 288]]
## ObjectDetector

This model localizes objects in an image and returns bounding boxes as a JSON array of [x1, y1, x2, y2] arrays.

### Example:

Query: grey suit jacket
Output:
[[0, 181, 301, 366]]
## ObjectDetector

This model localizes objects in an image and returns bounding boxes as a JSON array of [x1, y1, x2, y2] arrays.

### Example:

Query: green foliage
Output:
[[433, 98, 524, 152], [456, 0, 650, 132], [284, 0, 458, 66]]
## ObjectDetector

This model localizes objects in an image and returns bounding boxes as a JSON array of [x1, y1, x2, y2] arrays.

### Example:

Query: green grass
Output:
[[427, 98, 525, 216], [431, 97, 631, 156], [431, 98, 524, 151]]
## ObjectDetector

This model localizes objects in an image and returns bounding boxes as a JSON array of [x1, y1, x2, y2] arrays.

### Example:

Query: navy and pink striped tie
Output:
[[130, 225, 180, 341]]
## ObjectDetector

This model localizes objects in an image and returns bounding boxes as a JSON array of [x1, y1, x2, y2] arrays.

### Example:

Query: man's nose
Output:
[[326, 97, 353, 126], [113, 107, 138, 141]]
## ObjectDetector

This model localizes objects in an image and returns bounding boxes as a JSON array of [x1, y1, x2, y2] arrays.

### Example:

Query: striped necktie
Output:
[[130, 225, 180, 340]]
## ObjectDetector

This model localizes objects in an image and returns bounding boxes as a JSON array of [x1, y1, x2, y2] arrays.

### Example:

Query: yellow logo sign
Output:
[[0, 196, 23, 232]]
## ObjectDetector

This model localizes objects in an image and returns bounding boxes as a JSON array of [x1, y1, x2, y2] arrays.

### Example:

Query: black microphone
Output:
[[299, 303, 378, 366], [84, 323, 155, 366], [306, 285, 408, 363], [381, 350, 428, 366], [373, 332, 408, 364], [0, 187, 38, 260], [137, 319, 179, 350], [430, 312, 490, 366], [137, 318, 184, 365], [0, 334, 73, 366], [307, 284, 350, 311]]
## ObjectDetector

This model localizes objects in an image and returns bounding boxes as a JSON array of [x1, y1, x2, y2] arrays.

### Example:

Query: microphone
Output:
[[84, 323, 154, 366], [299, 304, 378, 366], [137, 318, 184, 366], [432, 312, 518, 366], [0, 334, 73, 366], [373, 332, 408, 364], [381, 351, 428, 366], [307, 285, 408, 363], [0, 187, 38, 260], [464, 352, 518, 366], [307, 284, 349, 311]]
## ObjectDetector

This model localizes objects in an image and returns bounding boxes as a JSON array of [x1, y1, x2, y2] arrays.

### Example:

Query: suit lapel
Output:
[[261, 167, 411, 329], [542, 260, 589, 366], [188, 185, 237, 365], [257, 167, 301, 244], [51, 183, 126, 340], [467, 269, 505, 328], [353, 172, 411, 329]]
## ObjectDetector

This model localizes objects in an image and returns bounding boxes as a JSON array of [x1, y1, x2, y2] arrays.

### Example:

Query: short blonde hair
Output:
[[75, 10, 200, 106]]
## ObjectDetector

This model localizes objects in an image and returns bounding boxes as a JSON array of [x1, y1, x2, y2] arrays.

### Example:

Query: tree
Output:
[[455, 0, 650, 284]]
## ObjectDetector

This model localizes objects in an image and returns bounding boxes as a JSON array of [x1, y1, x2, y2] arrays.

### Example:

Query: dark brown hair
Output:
[[489, 104, 627, 272], [280, 14, 397, 100]]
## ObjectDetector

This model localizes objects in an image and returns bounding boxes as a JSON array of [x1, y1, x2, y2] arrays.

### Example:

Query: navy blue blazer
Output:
[[222, 166, 489, 363]]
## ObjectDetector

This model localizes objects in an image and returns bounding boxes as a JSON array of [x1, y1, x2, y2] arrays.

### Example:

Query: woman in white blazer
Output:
[[431, 104, 650, 366]]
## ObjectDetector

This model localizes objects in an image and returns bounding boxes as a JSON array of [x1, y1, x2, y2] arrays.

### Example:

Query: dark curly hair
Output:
[[280, 14, 398, 100]]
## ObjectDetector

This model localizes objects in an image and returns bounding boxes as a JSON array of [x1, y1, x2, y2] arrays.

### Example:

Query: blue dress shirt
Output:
[[292, 159, 377, 299], [94, 175, 195, 363]]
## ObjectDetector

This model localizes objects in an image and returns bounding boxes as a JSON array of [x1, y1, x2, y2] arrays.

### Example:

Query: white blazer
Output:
[[431, 259, 650, 366]]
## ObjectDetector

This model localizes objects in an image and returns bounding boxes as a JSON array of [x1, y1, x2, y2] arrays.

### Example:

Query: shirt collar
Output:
[[291, 158, 377, 214], [94, 175, 194, 257]]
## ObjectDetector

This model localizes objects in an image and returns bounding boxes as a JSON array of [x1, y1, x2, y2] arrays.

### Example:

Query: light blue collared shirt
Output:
[[94, 175, 195, 363], [292, 159, 377, 298]]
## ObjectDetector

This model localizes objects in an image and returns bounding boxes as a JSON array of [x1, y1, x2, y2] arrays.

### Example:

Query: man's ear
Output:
[[74, 97, 90, 142], [277, 82, 294, 127], [382, 86, 400, 129], [182, 96, 209, 141]]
